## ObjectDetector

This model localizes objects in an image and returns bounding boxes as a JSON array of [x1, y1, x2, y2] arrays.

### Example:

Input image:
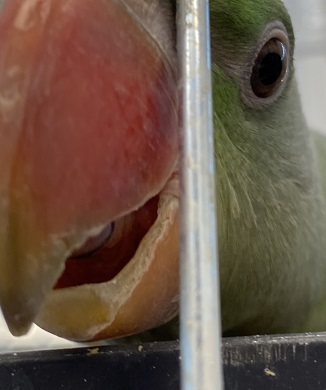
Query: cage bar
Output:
[[177, 1, 224, 390], [2, 334, 326, 389]]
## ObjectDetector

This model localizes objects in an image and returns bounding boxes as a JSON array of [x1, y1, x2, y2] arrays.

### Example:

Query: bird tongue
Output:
[[0, 0, 178, 336], [55, 196, 159, 289]]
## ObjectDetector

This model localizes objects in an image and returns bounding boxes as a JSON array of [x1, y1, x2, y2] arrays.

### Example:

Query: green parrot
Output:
[[0, 0, 325, 342]]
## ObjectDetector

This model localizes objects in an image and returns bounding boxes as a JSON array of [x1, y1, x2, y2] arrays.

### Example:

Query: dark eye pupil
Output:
[[251, 38, 288, 98], [258, 52, 283, 85]]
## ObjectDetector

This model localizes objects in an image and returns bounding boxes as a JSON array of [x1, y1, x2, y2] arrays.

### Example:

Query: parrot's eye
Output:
[[242, 22, 291, 108], [251, 38, 288, 98]]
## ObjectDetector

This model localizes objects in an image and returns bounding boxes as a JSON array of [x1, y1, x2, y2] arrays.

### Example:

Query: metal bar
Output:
[[3, 334, 326, 389], [177, 1, 224, 390]]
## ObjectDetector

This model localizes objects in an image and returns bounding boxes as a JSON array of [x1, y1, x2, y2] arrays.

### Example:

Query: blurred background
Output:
[[0, 0, 326, 353], [285, 0, 326, 134]]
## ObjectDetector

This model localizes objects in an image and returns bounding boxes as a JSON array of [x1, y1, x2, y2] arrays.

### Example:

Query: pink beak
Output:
[[0, 0, 179, 337]]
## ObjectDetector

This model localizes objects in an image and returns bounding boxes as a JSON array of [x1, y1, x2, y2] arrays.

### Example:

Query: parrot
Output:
[[0, 0, 325, 343]]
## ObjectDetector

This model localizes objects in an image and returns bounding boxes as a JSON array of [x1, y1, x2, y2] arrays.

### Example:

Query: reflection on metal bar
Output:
[[177, 1, 224, 390]]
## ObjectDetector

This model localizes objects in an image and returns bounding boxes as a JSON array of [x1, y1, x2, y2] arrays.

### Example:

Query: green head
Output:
[[210, 0, 326, 334]]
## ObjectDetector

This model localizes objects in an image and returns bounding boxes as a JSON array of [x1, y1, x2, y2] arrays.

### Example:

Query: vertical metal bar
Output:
[[177, 1, 224, 390]]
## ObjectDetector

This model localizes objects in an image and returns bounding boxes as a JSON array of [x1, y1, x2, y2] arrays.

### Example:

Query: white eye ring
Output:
[[241, 21, 292, 109]]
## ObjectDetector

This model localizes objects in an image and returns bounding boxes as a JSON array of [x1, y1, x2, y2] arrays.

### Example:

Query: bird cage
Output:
[[0, 1, 326, 389]]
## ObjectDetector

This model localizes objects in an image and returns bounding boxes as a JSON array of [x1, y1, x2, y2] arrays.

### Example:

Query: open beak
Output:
[[0, 0, 180, 340]]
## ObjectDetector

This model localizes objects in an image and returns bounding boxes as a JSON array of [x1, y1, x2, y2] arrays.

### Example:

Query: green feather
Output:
[[210, 0, 326, 335], [128, 0, 326, 342]]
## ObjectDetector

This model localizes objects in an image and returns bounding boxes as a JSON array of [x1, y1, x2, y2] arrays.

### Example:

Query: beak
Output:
[[0, 0, 179, 338]]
